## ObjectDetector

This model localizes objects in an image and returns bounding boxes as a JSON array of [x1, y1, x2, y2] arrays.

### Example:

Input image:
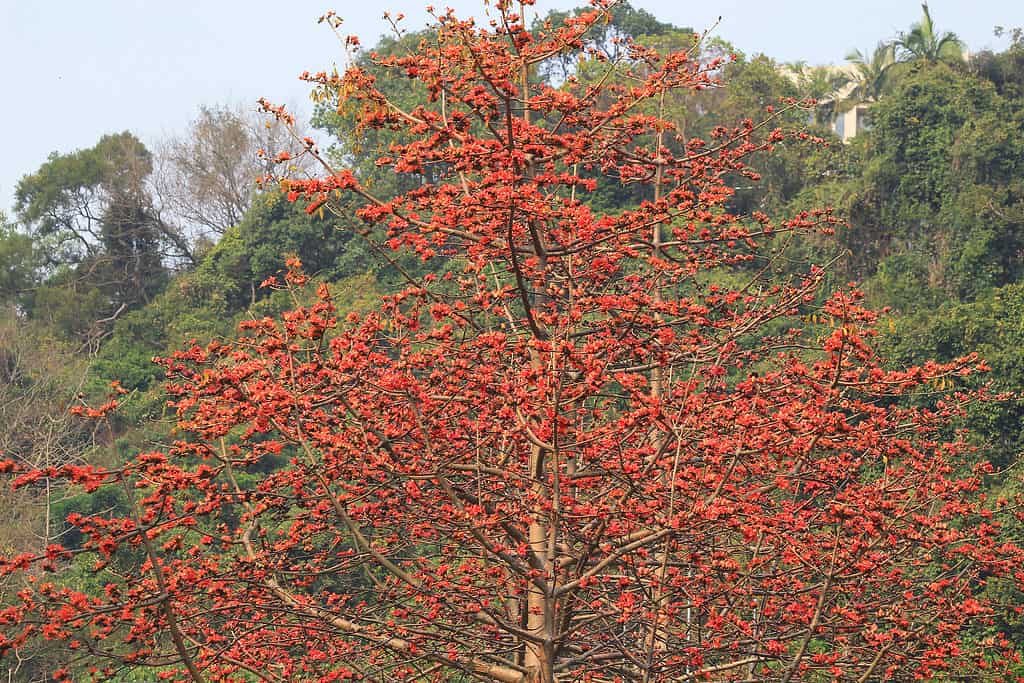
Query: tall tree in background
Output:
[[896, 2, 965, 65], [2, 3, 1023, 682], [787, 61, 847, 125], [533, 1, 677, 82], [153, 104, 312, 245], [838, 42, 896, 111], [14, 133, 173, 344], [0, 211, 37, 308]]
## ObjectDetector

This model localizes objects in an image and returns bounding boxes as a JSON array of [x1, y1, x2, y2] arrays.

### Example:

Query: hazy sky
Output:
[[1, 0, 1019, 215]]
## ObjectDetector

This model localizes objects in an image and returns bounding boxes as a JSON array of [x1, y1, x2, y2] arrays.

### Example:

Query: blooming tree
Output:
[[2, 2, 1023, 681]]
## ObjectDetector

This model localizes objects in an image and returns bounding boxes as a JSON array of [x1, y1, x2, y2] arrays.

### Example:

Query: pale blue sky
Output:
[[1, 0, 1018, 216]]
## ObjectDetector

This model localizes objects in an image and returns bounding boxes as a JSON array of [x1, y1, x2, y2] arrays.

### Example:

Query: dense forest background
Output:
[[2, 3, 1024, 678]]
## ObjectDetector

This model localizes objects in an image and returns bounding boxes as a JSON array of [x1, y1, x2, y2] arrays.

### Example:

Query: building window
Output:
[[856, 107, 872, 134]]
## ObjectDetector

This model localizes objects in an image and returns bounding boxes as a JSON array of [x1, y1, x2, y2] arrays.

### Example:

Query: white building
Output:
[[830, 101, 871, 142]]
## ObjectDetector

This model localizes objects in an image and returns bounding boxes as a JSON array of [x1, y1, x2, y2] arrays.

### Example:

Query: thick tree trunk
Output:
[[524, 441, 553, 682]]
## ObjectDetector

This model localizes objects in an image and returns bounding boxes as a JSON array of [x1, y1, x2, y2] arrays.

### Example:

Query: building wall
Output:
[[833, 104, 870, 143]]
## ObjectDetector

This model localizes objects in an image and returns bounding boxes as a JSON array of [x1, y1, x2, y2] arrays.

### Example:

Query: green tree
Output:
[[786, 62, 846, 125], [882, 282, 1024, 470], [972, 28, 1024, 99], [534, 1, 678, 80], [14, 133, 173, 342], [896, 2, 965, 65], [838, 42, 896, 111], [0, 211, 38, 306], [712, 54, 828, 216], [839, 63, 1006, 297]]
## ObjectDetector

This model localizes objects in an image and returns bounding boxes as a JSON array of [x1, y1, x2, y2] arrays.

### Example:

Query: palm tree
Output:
[[896, 3, 965, 64], [786, 62, 849, 125], [791, 63, 848, 101], [837, 42, 896, 112]]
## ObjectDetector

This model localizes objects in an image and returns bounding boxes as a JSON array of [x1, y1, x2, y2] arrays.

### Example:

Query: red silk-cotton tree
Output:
[[3, 2, 1023, 681]]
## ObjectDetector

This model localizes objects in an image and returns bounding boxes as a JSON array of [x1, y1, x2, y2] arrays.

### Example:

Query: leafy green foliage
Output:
[[837, 63, 1024, 304], [840, 42, 897, 110], [895, 2, 966, 66], [883, 282, 1024, 468], [14, 133, 171, 339], [0, 211, 38, 305]]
